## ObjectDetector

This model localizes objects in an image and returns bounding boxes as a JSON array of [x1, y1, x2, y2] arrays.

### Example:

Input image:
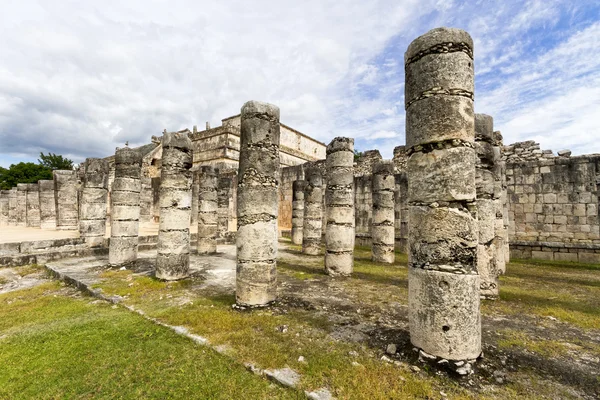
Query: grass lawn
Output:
[[2, 245, 599, 399], [0, 279, 298, 400]]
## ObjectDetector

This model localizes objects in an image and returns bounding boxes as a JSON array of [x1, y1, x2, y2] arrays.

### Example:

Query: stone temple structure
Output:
[[3, 26, 600, 387]]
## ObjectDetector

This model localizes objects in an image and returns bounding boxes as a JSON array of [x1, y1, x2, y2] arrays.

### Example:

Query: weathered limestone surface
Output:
[[372, 161, 395, 263], [191, 171, 199, 226], [25, 183, 41, 228], [475, 114, 500, 299], [236, 101, 280, 306], [109, 147, 142, 266], [38, 180, 57, 229], [302, 166, 323, 255], [197, 166, 218, 254], [0, 190, 9, 225], [16, 184, 27, 227], [325, 137, 355, 276], [53, 170, 79, 230], [405, 27, 481, 364], [394, 172, 409, 253], [217, 176, 232, 238], [291, 180, 307, 245], [7, 187, 17, 226], [156, 132, 193, 280], [79, 158, 109, 247]]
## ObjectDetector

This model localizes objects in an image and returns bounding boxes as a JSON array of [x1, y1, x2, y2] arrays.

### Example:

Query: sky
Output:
[[0, 0, 599, 167]]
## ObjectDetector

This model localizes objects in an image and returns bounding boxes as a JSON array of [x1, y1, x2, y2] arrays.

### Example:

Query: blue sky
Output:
[[0, 0, 599, 167]]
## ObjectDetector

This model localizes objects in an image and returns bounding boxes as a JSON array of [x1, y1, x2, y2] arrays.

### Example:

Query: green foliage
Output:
[[38, 152, 74, 170], [354, 149, 363, 162], [0, 162, 52, 190]]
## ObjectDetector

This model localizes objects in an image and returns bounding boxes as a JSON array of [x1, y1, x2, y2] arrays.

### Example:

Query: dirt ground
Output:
[[274, 243, 600, 399]]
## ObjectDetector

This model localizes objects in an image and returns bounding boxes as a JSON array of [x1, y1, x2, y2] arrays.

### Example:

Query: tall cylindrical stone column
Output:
[[53, 170, 79, 230], [79, 158, 109, 247], [236, 101, 280, 307], [156, 132, 193, 280], [109, 147, 142, 266], [7, 187, 17, 226], [0, 190, 8, 226], [496, 131, 510, 264], [291, 180, 307, 245], [197, 166, 218, 254], [324, 137, 355, 276], [475, 114, 499, 299], [372, 161, 395, 263], [191, 171, 200, 227], [405, 27, 480, 368], [38, 180, 57, 229], [394, 172, 409, 253], [217, 176, 232, 239], [16, 184, 27, 227], [302, 166, 323, 255], [25, 184, 41, 228], [493, 130, 507, 273]]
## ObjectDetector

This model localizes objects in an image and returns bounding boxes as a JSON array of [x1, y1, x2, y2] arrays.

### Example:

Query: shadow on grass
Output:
[[505, 269, 600, 289], [499, 289, 600, 318], [510, 259, 600, 271]]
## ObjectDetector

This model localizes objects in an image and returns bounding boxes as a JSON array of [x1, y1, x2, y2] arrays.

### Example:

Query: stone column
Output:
[[0, 190, 8, 226], [291, 180, 307, 245], [217, 176, 232, 239], [15, 184, 27, 226], [53, 170, 79, 230], [475, 114, 499, 299], [236, 101, 280, 307], [109, 147, 142, 266], [324, 137, 355, 276], [7, 187, 17, 226], [38, 180, 57, 229], [197, 166, 218, 254], [79, 158, 109, 247], [191, 171, 199, 227], [497, 131, 510, 264], [25, 184, 41, 228], [372, 161, 395, 263], [302, 166, 323, 255], [394, 172, 409, 253], [493, 131, 508, 271], [156, 132, 193, 280], [405, 27, 480, 369]]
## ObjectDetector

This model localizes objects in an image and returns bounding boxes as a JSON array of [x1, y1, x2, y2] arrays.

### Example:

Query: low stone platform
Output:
[[46, 245, 238, 295]]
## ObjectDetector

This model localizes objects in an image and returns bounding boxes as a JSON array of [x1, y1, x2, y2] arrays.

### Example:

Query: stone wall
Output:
[[506, 146, 600, 263]]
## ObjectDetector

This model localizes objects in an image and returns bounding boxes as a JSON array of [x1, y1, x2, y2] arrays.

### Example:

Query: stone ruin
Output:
[[1, 26, 600, 377]]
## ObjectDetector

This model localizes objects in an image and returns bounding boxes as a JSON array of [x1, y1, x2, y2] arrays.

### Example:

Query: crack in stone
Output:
[[238, 213, 277, 226], [405, 41, 473, 66], [244, 112, 279, 122], [373, 220, 394, 226], [408, 138, 474, 155], [406, 88, 474, 110]]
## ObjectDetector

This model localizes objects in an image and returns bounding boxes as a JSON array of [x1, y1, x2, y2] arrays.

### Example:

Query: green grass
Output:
[[483, 260, 600, 330], [7, 241, 598, 400], [0, 282, 298, 400]]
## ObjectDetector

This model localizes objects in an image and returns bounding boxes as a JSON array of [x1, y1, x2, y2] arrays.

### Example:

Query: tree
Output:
[[0, 162, 53, 190], [354, 149, 363, 162], [38, 152, 74, 170]]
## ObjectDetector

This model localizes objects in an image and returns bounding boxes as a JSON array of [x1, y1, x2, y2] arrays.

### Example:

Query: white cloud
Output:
[[0, 0, 598, 167]]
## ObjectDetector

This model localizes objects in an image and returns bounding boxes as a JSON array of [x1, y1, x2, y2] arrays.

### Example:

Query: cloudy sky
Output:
[[0, 0, 599, 167]]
